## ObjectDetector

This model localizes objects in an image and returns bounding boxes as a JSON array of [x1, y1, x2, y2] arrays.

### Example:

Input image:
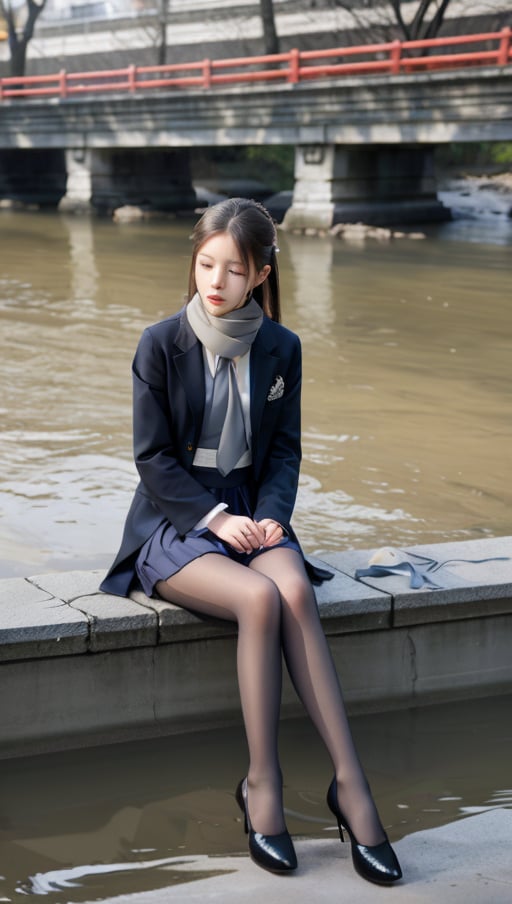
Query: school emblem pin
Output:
[[267, 375, 285, 402]]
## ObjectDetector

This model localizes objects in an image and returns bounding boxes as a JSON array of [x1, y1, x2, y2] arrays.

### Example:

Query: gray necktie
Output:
[[208, 357, 248, 477]]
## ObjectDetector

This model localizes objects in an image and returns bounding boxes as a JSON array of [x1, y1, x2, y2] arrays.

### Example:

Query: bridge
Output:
[[1, 30, 511, 226]]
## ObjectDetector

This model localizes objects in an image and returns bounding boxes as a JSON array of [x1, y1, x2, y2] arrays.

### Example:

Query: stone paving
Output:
[[78, 808, 512, 904]]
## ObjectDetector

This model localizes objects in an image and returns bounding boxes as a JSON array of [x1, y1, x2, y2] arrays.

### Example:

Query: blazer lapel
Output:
[[173, 311, 205, 431], [250, 322, 280, 446], [172, 312, 281, 454]]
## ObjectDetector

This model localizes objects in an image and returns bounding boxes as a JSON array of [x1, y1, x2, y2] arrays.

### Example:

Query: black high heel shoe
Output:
[[235, 778, 297, 874], [327, 777, 402, 885]]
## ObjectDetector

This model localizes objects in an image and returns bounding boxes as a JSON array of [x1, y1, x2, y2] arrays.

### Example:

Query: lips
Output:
[[207, 295, 224, 303]]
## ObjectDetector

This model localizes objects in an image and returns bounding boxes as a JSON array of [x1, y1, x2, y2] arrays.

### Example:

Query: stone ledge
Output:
[[0, 556, 393, 663], [1, 537, 512, 756], [318, 536, 512, 627], [1, 537, 512, 662], [0, 576, 88, 661], [129, 556, 392, 645], [26, 570, 158, 654]]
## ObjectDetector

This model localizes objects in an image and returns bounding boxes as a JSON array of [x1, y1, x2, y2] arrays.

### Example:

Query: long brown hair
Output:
[[188, 198, 281, 322]]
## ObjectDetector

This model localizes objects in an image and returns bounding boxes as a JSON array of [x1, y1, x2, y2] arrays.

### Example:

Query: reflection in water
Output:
[[0, 695, 510, 901], [283, 231, 335, 339], [0, 210, 511, 577], [63, 214, 99, 303]]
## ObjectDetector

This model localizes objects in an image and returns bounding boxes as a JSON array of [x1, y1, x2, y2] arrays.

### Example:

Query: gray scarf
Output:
[[186, 291, 263, 358], [187, 293, 263, 475]]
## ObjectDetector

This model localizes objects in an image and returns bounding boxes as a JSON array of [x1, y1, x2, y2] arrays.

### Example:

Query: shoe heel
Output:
[[235, 779, 249, 834], [235, 778, 297, 873], [327, 777, 344, 843], [326, 776, 402, 885]]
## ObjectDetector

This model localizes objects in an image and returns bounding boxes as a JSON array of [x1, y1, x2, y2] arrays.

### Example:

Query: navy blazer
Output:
[[100, 305, 303, 597]]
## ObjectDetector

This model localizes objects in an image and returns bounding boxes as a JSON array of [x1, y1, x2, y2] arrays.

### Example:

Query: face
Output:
[[194, 232, 270, 318]]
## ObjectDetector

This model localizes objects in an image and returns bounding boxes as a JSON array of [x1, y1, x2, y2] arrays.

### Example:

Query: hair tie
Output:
[[263, 245, 279, 264]]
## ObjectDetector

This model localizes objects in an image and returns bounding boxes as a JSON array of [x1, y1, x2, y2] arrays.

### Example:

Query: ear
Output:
[[253, 264, 271, 288]]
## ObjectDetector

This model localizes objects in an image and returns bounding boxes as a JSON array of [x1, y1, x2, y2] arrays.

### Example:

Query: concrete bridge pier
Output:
[[283, 144, 451, 230], [59, 149, 93, 212], [59, 147, 196, 214]]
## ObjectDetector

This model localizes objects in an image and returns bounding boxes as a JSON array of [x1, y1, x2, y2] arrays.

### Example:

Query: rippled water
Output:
[[1, 208, 511, 900], [0, 208, 511, 577], [0, 695, 510, 902]]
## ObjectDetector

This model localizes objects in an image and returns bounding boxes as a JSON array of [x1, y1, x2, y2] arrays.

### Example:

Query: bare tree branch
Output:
[[424, 0, 452, 40], [2, 0, 47, 76], [330, 0, 511, 43], [409, 0, 435, 40], [25, 0, 47, 44], [390, 0, 411, 40], [156, 0, 169, 66], [260, 0, 279, 54]]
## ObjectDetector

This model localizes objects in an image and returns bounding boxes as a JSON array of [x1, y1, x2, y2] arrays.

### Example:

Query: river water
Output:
[[0, 204, 511, 900], [0, 693, 511, 901], [0, 204, 511, 577]]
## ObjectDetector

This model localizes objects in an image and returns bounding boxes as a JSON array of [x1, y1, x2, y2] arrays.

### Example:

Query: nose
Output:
[[211, 265, 224, 289]]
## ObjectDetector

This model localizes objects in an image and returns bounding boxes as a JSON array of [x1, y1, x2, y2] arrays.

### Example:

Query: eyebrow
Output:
[[198, 252, 245, 267]]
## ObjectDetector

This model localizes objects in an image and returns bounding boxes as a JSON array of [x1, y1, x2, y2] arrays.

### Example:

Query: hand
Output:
[[256, 518, 284, 547], [208, 512, 266, 553]]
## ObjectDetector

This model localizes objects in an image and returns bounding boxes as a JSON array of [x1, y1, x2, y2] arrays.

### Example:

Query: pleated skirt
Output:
[[135, 467, 300, 597]]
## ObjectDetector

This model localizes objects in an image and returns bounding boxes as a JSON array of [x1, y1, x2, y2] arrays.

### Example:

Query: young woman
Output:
[[100, 198, 402, 885]]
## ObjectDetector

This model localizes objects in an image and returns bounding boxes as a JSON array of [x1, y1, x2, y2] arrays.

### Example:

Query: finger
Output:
[[239, 533, 253, 552], [256, 518, 279, 537], [268, 532, 283, 546], [263, 531, 279, 547], [229, 534, 248, 553], [240, 531, 259, 550], [241, 523, 265, 547], [265, 524, 283, 546]]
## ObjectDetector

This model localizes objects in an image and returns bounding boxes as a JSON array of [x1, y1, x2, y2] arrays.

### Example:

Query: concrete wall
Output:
[[1, 536, 511, 760]]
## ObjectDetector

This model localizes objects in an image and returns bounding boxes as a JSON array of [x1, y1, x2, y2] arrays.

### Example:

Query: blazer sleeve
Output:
[[252, 332, 302, 529], [132, 326, 217, 536]]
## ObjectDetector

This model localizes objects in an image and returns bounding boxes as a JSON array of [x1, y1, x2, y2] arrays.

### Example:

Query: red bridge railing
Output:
[[0, 28, 510, 101]]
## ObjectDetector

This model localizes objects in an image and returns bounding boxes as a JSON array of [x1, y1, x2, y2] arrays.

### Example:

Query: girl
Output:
[[100, 198, 402, 885]]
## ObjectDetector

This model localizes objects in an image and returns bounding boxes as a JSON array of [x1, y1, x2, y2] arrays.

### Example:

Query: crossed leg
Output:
[[155, 553, 286, 835]]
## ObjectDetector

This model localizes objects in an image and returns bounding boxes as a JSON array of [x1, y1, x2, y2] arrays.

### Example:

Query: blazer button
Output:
[[187, 442, 193, 452]]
